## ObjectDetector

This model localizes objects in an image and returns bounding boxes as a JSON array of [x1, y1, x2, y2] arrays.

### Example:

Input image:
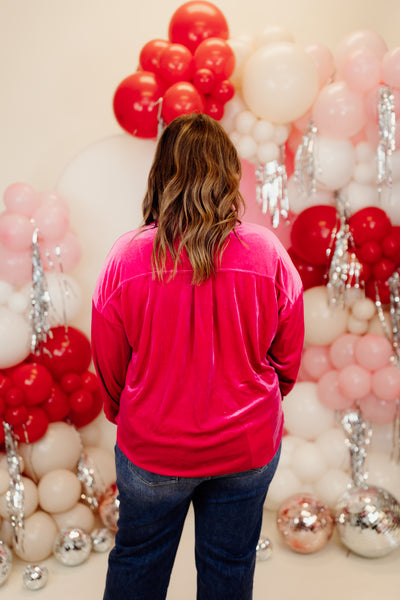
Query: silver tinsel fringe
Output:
[[340, 408, 372, 489], [3, 422, 25, 552], [255, 150, 289, 228], [294, 120, 318, 196], [377, 86, 396, 191], [29, 228, 52, 354]]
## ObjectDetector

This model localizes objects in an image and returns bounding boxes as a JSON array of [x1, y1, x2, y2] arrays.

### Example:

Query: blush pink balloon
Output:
[[335, 30, 388, 73], [3, 183, 40, 217], [372, 365, 400, 402], [37, 191, 70, 214], [41, 232, 82, 272], [341, 48, 382, 93], [0, 244, 32, 286], [312, 81, 366, 138], [0, 213, 35, 252], [304, 43, 335, 88], [33, 204, 69, 241], [329, 333, 359, 369], [338, 364, 371, 400], [302, 346, 333, 381], [382, 47, 400, 89], [317, 369, 355, 410], [359, 394, 398, 424], [354, 334, 393, 371]]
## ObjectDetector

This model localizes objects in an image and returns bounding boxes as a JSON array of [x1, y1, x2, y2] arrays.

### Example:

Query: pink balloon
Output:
[[359, 394, 398, 424], [302, 346, 333, 380], [338, 364, 371, 400], [312, 81, 366, 139], [354, 334, 393, 371], [341, 48, 381, 93], [329, 333, 359, 369], [304, 43, 334, 88], [0, 213, 35, 251], [335, 30, 388, 73], [41, 232, 81, 272], [37, 191, 70, 214], [382, 47, 400, 89], [372, 365, 400, 402], [33, 204, 70, 241], [317, 370, 355, 410], [3, 183, 40, 217], [0, 244, 32, 286]]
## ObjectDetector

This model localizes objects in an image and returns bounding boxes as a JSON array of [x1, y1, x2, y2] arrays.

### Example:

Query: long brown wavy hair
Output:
[[142, 113, 245, 284]]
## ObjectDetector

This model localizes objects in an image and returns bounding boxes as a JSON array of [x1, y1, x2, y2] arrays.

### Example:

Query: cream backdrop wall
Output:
[[1, 0, 400, 335]]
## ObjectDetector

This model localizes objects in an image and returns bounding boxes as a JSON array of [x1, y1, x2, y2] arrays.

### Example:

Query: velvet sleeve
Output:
[[91, 301, 131, 424]]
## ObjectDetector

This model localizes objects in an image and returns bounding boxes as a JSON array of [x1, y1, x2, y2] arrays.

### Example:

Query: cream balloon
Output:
[[314, 469, 352, 509], [46, 272, 82, 326], [303, 286, 348, 346], [366, 452, 400, 500], [279, 435, 303, 468], [84, 446, 116, 491], [19, 422, 82, 481], [314, 136, 356, 190], [52, 502, 95, 533], [0, 469, 9, 495], [0, 305, 31, 368], [380, 182, 400, 225], [13, 510, 58, 562], [38, 469, 82, 514], [264, 467, 304, 511], [0, 475, 38, 518], [0, 519, 13, 546], [78, 421, 102, 447], [315, 428, 349, 470], [227, 38, 254, 88], [368, 312, 391, 337], [283, 381, 336, 440], [291, 441, 327, 483], [347, 314, 369, 335], [340, 181, 379, 215], [219, 93, 247, 134], [254, 25, 295, 48], [287, 176, 335, 215], [242, 43, 319, 124]]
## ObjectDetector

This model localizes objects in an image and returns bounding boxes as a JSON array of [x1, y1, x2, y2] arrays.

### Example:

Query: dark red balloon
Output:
[[81, 371, 99, 393], [5, 386, 25, 407], [5, 405, 28, 426], [288, 247, 327, 290], [204, 96, 224, 120], [68, 390, 103, 428], [10, 363, 53, 406], [42, 384, 70, 422], [382, 226, 400, 263], [290, 205, 339, 266], [60, 372, 82, 394], [358, 240, 382, 264], [193, 38, 235, 81], [372, 257, 396, 281], [0, 397, 4, 418], [193, 68, 216, 94], [13, 407, 49, 444], [34, 327, 92, 380], [0, 374, 11, 396], [211, 79, 234, 104], [349, 207, 391, 246], [113, 71, 165, 138], [162, 82, 204, 124], [168, 1, 229, 54], [139, 39, 170, 73], [159, 43, 193, 84]]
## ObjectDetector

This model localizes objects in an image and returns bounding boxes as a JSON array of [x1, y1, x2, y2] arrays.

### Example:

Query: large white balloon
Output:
[[303, 286, 348, 346], [340, 181, 379, 215], [264, 466, 304, 511], [291, 441, 327, 483], [314, 469, 352, 509], [315, 136, 356, 190], [287, 176, 335, 215], [283, 381, 336, 440], [13, 511, 58, 562], [242, 43, 319, 124], [0, 305, 31, 368]]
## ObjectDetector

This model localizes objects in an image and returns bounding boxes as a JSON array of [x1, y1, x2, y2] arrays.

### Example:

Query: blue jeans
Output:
[[103, 444, 281, 600]]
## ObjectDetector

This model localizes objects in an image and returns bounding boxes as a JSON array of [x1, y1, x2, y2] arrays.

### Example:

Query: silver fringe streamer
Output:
[[294, 120, 318, 196], [391, 399, 400, 464], [326, 197, 363, 307], [377, 86, 396, 191], [3, 422, 25, 551], [77, 448, 107, 511], [30, 228, 51, 354], [340, 408, 372, 488], [156, 97, 165, 140], [389, 271, 400, 365], [255, 151, 289, 228]]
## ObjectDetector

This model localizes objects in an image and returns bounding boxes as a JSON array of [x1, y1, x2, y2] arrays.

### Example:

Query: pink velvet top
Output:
[[91, 222, 304, 476]]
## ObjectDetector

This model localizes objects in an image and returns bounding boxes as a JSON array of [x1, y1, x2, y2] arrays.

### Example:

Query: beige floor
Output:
[[5, 506, 400, 599]]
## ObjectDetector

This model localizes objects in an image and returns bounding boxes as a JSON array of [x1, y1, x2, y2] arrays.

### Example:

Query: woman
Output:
[[91, 113, 304, 600]]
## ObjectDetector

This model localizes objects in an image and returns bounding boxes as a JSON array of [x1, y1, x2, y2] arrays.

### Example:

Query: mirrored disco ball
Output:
[[23, 564, 49, 590], [53, 528, 92, 566], [335, 485, 400, 558]]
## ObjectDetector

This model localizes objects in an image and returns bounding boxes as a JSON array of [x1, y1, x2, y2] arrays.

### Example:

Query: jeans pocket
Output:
[[125, 460, 179, 487]]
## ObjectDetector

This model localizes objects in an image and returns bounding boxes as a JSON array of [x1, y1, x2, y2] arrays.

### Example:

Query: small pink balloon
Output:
[[382, 47, 400, 89], [0, 213, 35, 251], [338, 364, 371, 400], [317, 369, 355, 410], [41, 232, 81, 272], [335, 30, 388, 73], [359, 394, 398, 424], [3, 183, 39, 217], [354, 334, 393, 371], [0, 244, 32, 286], [341, 48, 382, 93], [312, 81, 366, 139], [33, 204, 69, 241], [302, 346, 333, 381], [37, 191, 70, 214], [304, 43, 335, 88], [372, 365, 400, 402], [329, 333, 359, 369]]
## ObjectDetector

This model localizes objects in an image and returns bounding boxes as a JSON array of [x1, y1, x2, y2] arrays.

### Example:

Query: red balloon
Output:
[[69, 388, 93, 414], [42, 383, 70, 422], [113, 71, 165, 138], [288, 247, 327, 290], [365, 277, 391, 305], [33, 327, 92, 380], [194, 38, 235, 81], [13, 406, 49, 444], [139, 39, 170, 73], [193, 68, 216, 94], [0, 374, 11, 396], [211, 79, 235, 104], [159, 43, 193, 84], [349, 207, 391, 245], [5, 405, 28, 426], [358, 240, 382, 264], [162, 82, 205, 124], [382, 226, 400, 263], [69, 389, 103, 428], [5, 386, 25, 407], [60, 372, 82, 394], [10, 363, 53, 406], [290, 205, 339, 266], [372, 257, 396, 281], [203, 96, 224, 120], [0, 397, 4, 418], [81, 371, 99, 392], [168, 1, 229, 54]]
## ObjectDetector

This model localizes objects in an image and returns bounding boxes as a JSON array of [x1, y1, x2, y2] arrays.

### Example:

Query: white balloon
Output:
[[347, 314, 369, 335], [355, 141, 376, 163], [78, 421, 102, 447], [353, 163, 375, 185], [370, 423, 396, 454], [46, 272, 83, 326], [0, 476, 38, 517], [314, 469, 352, 509], [0, 305, 30, 368], [84, 446, 116, 491], [235, 110, 258, 135], [257, 141, 280, 163], [366, 452, 400, 500], [315, 136, 356, 190], [391, 150, 400, 182], [235, 134, 258, 161], [291, 441, 327, 483], [254, 26, 295, 48], [368, 313, 391, 337], [380, 181, 400, 225], [264, 466, 304, 511], [7, 291, 28, 314], [13, 510, 58, 562], [287, 176, 334, 215], [219, 93, 247, 134], [0, 469, 9, 495], [273, 124, 290, 145], [303, 286, 348, 346], [340, 181, 379, 214], [38, 469, 82, 513], [315, 428, 349, 470], [227, 39, 254, 87], [279, 435, 303, 468], [351, 297, 376, 321], [284, 382, 336, 440], [52, 502, 96, 533], [252, 119, 274, 143], [0, 280, 13, 304], [0, 519, 13, 546]]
